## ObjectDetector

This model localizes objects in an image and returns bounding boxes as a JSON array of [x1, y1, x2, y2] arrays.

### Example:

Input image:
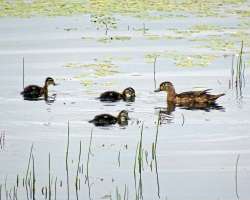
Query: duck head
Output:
[[122, 87, 136, 101], [154, 82, 174, 92], [154, 82, 176, 102], [45, 77, 57, 87], [117, 110, 130, 125]]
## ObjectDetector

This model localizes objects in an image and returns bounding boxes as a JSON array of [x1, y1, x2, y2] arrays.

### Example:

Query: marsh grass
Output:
[[85, 129, 93, 200], [150, 112, 161, 198], [54, 177, 57, 200], [235, 154, 240, 200], [22, 57, 25, 90], [115, 184, 129, 200], [133, 125, 144, 200], [1, 120, 164, 200], [230, 41, 247, 98], [0, 131, 6, 151], [75, 141, 82, 200], [49, 153, 51, 200], [32, 155, 35, 200], [66, 121, 70, 200], [118, 150, 121, 168], [153, 56, 158, 90]]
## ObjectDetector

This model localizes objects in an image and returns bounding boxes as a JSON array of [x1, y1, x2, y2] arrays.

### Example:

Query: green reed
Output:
[[66, 121, 70, 200], [235, 154, 240, 200], [230, 41, 246, 98]]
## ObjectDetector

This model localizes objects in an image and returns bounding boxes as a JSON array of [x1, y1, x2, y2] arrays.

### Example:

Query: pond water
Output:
[[0, 4, 250, 200]]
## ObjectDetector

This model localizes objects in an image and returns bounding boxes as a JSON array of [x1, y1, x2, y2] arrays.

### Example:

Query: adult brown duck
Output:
[[21, 77, 57, 100], [154, 81, 225, 106]]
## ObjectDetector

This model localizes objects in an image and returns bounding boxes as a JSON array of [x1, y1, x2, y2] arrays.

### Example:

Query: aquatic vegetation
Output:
[[97, 35, 131, 43], [205, 38, 236, 51], [145, 34, 161, 40], [0, 0, 249, 18], [230, 31, 250, 48], [170, 54, 218, 67], [145, 52, 218, 67], [91, 14, 117, 35], [65, 59, 119, 88], [191, 24, 221, 32], [0, 130, 6, 151], [144, 53, 160, 64], [230, 41, 247, 99], [65, 59, 118, 77]]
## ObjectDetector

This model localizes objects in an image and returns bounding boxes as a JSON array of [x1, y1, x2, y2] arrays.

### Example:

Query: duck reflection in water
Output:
[[156, 101, 225, 124]]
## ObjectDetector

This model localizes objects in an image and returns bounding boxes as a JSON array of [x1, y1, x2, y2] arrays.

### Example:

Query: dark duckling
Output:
[[99, 87, 135, 102], [89, 110, 129, 126], [21, 77, 57, 100], [154, 81, 225, 105]]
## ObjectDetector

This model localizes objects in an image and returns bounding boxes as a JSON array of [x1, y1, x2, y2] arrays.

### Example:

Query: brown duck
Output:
[[21, 77, 57, 100], [154, 81, 225, 106]]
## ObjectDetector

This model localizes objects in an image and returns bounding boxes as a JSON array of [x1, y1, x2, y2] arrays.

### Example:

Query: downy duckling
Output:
[[21, 77, 57, 100], [89, 110, 129, 126], [99, 87, 135, 102]]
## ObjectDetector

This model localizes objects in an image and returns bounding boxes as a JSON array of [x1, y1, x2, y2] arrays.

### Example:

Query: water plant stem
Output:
[[153, 56, 158, 90], [49, 153, 51, 200], [86, 129, 93, 200], [22, 57, 25, 90], [25, 144, 34, 183], [76, 140, 82, 200], [235, 154, 240, 200], [32, 155, 35, 200], [54, 177, 57, 200], [66, 121, 70, 200]]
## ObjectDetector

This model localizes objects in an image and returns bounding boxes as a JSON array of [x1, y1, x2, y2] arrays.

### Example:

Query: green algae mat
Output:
[[0, 0, 249, 17]]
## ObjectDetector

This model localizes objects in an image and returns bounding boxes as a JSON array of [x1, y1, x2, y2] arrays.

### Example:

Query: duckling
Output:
[[99, 87, 135, 102], [154, 81, 225, 105], [89, 110, 129, 126], [21, 77, 57, 100]]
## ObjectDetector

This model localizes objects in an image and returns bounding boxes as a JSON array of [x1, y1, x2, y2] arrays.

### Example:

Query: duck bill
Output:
[[53, 83, 59, 86], [154, 88, 161, 92]]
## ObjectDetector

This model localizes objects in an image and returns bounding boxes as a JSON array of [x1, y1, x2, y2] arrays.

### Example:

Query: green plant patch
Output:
[[145, 52, 218, 67], [65, 59, 119, 88], [166, 53, 218, 67], [97, 36, 131, 43], [0, 0, 248, 18]]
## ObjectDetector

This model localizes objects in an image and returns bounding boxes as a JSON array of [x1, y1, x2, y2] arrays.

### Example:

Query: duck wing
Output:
[[21, 85, 43, 98], [99, 91, 123, 102], [177, 89, 212, 97]]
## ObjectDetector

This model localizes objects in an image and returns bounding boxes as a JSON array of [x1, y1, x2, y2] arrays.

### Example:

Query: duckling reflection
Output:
[[21, 77, 57, 101], [45, 93, 57, 105], [98, 87, 135, 102], [89, 110, 130, 126]]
